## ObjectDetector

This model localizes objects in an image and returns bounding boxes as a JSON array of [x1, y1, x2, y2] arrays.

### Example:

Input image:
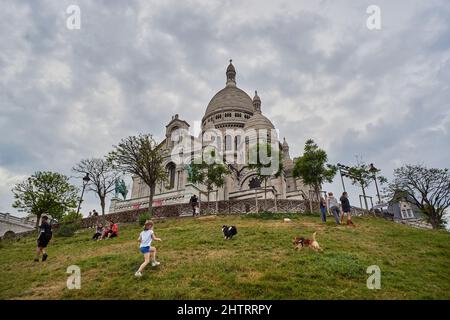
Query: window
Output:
[[166, 162, 176, 189], [225, 135, 232, 151], [407, 209, 414, 218], [235, 135, 241, 151]]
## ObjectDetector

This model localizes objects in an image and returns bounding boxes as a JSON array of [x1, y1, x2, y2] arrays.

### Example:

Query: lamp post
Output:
[[336, 163, 349, 192], [369, 163, 381, 204], [76, 173, 90, 215]]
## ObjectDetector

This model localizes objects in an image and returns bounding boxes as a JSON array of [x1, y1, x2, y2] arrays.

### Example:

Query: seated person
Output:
[[93, 223, 104, 240], [101, 225, 111, 240], [104, 221, 119, 239]]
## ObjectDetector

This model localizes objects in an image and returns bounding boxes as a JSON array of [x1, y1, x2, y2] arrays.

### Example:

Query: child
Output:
[[34, 215, 52, 262], [135, 220, 162, 277]]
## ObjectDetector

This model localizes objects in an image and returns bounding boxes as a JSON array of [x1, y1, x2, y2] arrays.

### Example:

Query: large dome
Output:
[[201, 60, 255, 129], [203, 86, 254, 119]]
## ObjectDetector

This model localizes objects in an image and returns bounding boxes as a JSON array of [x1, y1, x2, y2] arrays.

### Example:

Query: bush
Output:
[[55, 222, 79, 237], [138, 212, 151, 226], [60, 210, 83, 224]]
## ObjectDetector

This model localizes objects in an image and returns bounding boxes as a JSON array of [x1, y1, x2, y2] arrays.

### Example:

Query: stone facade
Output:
[[0, 212, 36, 238], [110, 61, 309, 213]]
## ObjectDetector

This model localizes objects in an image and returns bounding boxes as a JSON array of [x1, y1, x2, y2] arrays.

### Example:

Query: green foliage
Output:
[[347, 162, 386, 190], [293, 139, 336, 193], [11, 171, 78, 227], [60, 210, 83, 224], [138, 212, 151, 226], [187, 150, 230, 196], [108, 134, 167, 215], [55, 222, 79, 237]]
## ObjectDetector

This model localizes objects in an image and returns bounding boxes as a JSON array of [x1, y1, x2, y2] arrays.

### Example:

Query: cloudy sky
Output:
[[1, 0, 449, 217]]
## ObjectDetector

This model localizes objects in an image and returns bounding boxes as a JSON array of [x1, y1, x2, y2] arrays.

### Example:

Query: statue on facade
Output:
[[115, 179, 128, 200]]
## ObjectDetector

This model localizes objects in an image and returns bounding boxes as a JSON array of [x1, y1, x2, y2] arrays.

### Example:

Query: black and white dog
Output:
[[222, 225, 237, 240]]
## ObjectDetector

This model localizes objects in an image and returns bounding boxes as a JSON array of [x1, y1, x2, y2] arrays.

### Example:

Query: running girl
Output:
[[135, 220, 162, 277]]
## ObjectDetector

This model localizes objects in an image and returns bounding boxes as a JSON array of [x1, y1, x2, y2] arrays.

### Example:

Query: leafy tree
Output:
[[108, 134, 167, 216], [12, 171, 78, 228], [187, 149, 230, 212], [293, 139, 336, 210], [387, 164, 450, 229], [73, 158, 121, 215], [346, 162, 387, 210], [248, 142, 283, 211]]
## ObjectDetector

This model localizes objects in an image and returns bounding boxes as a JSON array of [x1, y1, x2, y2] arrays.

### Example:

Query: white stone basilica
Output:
[[109, 61, 308, 213]]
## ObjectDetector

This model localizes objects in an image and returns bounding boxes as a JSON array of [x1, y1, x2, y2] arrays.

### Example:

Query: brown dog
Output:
[[293, 232, 322, 251]]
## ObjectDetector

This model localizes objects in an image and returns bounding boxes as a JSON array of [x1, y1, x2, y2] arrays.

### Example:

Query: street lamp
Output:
[[76, 173, 90, 215], [369, 163, 381, 204]]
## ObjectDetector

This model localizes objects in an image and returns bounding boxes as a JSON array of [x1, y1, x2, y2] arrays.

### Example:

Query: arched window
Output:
[[249, 177, 261, 189], [225, 135, 232, 151], [166, 162, 176, 189]]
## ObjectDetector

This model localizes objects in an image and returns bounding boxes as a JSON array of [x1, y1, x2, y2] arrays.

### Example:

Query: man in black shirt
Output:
[[189, 195, 199, 216], [35, 215, 53, 262]]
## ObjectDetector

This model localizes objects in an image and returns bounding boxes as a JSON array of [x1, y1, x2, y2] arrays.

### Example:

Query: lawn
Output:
[[0, 213, 449, 300]]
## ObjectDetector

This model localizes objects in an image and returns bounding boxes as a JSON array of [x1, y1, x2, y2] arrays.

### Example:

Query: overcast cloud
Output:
[[1, 0, 449, 217]]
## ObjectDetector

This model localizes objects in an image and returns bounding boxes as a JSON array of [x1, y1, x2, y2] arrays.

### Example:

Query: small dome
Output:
[[244, 113, 275, 130]]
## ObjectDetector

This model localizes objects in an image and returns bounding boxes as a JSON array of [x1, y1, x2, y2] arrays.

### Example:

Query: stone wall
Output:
[[79, 199, 375, 227]]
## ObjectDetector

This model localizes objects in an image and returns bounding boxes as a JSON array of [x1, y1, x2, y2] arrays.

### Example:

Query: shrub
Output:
[[60, 210, 83, 224], [55, 222, 79, 237], [138, 212, 151, 226]]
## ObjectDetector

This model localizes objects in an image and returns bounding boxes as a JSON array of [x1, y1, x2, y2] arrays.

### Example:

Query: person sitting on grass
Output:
[[135, 220, 162, 277], [34, 215, 52, 262], [103, 221, 119, 239], [92, 223, 104, 241]]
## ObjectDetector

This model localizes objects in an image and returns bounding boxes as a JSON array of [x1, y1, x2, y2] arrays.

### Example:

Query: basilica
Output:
[[109, 61, 308, 213]]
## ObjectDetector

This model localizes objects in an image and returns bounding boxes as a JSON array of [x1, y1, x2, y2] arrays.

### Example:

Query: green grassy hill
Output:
[[1, 213, 449, 300]]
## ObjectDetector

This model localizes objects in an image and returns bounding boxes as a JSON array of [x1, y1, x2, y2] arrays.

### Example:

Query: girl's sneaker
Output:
[[134, 271, 142, 277], [42, 253, 48, 261], [151, 261, 160, 267]]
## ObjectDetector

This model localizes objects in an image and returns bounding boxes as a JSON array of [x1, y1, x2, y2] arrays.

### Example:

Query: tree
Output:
[[293, 139, 336, 211], [187, 149, 230, 212], [72, 158, 121, 215], [346, 162, 387, 210], [12, 171, 78, 228], [387, 164, 450, 229], [107, 134, 167, 216], [248, 142, 283, 211]]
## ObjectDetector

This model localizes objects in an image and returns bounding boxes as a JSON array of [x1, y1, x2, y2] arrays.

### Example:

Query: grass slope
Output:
[[0, 213, 449, 300]]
